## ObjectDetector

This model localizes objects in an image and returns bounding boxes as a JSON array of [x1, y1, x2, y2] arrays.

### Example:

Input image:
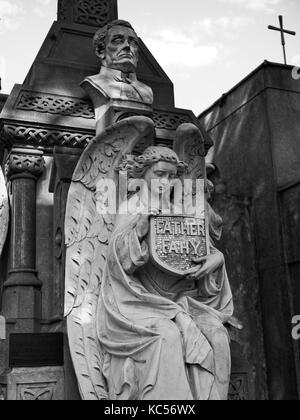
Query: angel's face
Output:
[[101, 26, 139, 73], [144, 161, 178, 201]]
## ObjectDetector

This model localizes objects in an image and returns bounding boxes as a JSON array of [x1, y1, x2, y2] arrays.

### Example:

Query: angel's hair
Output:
[[93, 20, 137, 57], [118, 146, 188, 179]]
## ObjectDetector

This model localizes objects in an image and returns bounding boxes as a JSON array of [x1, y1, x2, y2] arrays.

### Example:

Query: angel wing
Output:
[[0, 167, 9, 257], [174, 123, 207, 179], [65, 116, 155, 400], [173, 123, 208, 218]]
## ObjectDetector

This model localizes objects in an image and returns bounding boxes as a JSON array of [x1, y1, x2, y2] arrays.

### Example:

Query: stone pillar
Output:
[[2, 148, 45, 330]]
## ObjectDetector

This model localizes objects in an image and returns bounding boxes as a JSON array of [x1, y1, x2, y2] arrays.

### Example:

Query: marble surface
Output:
[[0, 167, 9, 257]]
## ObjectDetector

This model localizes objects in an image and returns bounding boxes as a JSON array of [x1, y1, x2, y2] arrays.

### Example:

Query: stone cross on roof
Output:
[[58, 0, 118, 27], [268, 15, 296, 65]]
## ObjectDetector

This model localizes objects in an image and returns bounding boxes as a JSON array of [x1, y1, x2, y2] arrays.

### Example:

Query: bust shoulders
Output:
[[81, 67, 153, 105]]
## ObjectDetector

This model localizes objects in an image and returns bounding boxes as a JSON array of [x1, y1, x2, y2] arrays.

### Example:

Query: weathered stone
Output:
[[0, 167, 9, 258], [64, 112, 232, 400], [58, 0, 118, 28], [0, 0, 226, 401], [149, 215, 208, 276], [199, 61, 300, 400], [1, 149, 45, 333], [0, 367, 64, 400], [5, 149, 45, 290]]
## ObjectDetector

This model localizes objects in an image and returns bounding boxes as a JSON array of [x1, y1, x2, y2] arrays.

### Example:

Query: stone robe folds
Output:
[[97, 201, 233, 400]]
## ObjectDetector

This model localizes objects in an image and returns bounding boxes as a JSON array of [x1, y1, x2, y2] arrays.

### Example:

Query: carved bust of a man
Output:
[[81, 19, 154, 127]]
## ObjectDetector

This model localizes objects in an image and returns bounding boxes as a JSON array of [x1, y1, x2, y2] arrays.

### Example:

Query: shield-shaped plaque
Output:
[[149, 214, 210, 277]]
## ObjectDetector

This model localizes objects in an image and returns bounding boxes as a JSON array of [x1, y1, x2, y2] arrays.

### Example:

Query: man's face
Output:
[[100, 26, 139, 73]]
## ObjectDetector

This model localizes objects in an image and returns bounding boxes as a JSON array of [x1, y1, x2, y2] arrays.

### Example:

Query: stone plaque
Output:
[[9, 334, 64, 368], [149, 215, 209, 277]]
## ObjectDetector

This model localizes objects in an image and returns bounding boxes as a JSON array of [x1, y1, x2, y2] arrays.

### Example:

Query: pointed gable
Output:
[[0, 0, 206, 151]]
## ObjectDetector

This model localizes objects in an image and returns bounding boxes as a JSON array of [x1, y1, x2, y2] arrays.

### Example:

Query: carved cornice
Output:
[[16, 93, 94, 119], [6, 149, 45, 179], [14, 91, 194, 130], [1, 125, 94, 150], [153, 111, 193, 130], [1, 95, 197, 151]]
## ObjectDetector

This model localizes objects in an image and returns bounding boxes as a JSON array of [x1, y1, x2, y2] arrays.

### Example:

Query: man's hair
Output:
[[93, 19, 137, 56]]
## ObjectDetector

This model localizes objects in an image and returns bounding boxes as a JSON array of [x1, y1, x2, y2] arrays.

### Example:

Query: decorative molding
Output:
[[1, 125, 94, 149], [0, 367, 64, 401], [20, 386, 54, 401], [5, 151, 45, 177], [57, 0, 117, 27], [13, 92, 194, 131], [12, 90, 196, 132], [16, 93, 94, 119], [228, 373, 249, 400], [6, 150, 45, 178], [74, 0, 111, 27], [153, 111, 193, 130], [57, 0, 68, 21], [1, 101, 196, 151]]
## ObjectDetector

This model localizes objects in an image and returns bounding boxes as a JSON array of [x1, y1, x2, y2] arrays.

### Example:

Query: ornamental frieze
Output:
[[74, 0, 111, 27], [57, 0, 117, 28], [153, 111, 192, 130], [16, 93, 94, 120], [1, 125, 94, 149], [14, 91, 194, 131]]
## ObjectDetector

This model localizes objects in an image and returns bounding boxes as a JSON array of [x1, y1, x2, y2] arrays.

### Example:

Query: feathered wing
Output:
[[174, 123, 206, 180], [0, 167, 9, 257], [174, 123, 207, 218], [65, 116, 155, 400]]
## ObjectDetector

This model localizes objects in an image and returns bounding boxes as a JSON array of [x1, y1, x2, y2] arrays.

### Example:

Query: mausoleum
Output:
[[0, 0, 299, 401]]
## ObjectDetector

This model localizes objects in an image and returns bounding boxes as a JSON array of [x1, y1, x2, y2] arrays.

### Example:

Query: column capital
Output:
[[5, 149, 45, 180]]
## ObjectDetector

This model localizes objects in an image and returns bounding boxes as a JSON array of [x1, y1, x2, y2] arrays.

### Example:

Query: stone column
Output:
[[2, 148, 45, 330]]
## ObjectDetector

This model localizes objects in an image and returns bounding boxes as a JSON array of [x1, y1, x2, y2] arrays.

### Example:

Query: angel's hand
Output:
[[136, 209, 160, 239], [149, 208, 160, 216], [185, 251, 225, 281], [136, 214, 149, 239]]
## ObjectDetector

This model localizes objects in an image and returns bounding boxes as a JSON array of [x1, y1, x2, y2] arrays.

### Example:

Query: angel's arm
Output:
[[185, 243, 225, 282], [136, 214, 151, 240], [113, 215, 150, 275], [185, 203, 225, 281]]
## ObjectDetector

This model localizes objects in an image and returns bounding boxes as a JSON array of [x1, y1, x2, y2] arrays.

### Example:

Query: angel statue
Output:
[[65, 115, 233, 401]]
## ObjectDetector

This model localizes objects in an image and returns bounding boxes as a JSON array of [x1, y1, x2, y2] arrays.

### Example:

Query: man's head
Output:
[[93, 20, 139, 73]]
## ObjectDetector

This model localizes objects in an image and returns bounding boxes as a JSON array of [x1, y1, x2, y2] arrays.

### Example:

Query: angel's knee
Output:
[[151, 319, 182, 347]]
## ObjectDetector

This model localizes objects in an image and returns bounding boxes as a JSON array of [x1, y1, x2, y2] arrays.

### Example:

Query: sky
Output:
[[0, 0, 300, 114]]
